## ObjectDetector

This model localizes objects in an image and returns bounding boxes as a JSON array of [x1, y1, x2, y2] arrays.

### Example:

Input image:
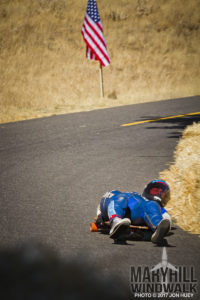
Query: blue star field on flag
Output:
[[86, 0, 100, 23]]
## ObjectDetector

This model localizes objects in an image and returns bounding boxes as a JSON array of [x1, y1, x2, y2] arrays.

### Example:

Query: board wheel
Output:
[[90, 222, 98, 232]]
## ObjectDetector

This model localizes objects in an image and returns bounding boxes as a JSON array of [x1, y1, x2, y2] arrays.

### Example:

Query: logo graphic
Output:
[[151, 247, 178, 291], [130, 247, 197, 298], [151, 247, 177, 272]]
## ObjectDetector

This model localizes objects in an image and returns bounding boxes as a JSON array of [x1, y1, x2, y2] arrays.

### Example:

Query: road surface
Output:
[[0, 95, 200, 299]]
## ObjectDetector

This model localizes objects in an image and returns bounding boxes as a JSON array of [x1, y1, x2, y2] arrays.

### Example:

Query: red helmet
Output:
[[142, 179, 170, 207]]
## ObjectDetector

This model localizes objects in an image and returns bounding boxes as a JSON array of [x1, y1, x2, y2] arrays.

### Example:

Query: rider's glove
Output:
[[96, 214, 104, 227]]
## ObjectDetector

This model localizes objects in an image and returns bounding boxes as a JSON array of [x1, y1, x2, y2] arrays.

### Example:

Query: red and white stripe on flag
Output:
[[81, 11, 110, 67]]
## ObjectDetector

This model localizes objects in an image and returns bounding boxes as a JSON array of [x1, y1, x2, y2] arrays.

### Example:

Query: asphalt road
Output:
[[0, 95, 200, 299]]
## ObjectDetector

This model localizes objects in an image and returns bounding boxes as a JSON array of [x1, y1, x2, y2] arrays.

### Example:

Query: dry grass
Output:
[[160, 122, 200, 234], [0, 0, 200, 123]]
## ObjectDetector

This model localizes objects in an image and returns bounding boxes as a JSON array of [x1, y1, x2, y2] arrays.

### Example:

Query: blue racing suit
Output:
[[99, 190, 169, 231]]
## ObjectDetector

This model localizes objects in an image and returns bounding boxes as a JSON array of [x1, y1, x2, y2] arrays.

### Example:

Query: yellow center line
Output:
[[121, 112, 200, 127]]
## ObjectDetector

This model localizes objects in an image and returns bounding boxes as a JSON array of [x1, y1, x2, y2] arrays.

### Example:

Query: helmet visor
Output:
[[145, 181, 170, 206]]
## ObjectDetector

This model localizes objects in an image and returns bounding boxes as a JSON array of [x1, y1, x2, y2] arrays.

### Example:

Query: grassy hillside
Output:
[[0, 0, 200, 123]]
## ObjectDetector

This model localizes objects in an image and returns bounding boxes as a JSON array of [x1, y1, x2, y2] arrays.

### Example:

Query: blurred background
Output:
[[0, 0, 200, 123]]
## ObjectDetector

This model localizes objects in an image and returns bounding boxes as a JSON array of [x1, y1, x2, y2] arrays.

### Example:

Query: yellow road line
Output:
[[121, 112, 200, 127]]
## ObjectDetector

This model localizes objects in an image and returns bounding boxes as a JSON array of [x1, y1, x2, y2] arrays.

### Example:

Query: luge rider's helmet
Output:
[[142, 179, 170, 207]]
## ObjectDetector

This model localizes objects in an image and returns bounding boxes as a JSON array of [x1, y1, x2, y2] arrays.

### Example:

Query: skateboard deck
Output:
[[90, 217, 149, 232]]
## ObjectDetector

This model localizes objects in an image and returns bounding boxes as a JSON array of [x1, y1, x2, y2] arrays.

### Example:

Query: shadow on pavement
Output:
[[154, 239, 176, 248], [140, 114, 200, 138]]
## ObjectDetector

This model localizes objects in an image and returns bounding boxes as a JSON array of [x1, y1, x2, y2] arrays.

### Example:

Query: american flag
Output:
[[81, 0, 110, 67]]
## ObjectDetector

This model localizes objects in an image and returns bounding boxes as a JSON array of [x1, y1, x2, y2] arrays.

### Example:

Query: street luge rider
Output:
[[96, 180, 172, 243]]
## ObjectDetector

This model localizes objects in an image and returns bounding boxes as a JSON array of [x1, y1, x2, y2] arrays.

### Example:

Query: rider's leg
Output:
[[107, 196, 131, 239], [143, 201, 170, 243]]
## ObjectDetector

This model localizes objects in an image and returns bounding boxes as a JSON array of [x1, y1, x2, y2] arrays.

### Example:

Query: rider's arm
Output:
[[96, 204, 104, 226]]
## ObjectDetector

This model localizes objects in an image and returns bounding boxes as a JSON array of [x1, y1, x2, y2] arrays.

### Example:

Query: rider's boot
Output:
[[109, 217, 131, 239], [151, 219, 170, 243]]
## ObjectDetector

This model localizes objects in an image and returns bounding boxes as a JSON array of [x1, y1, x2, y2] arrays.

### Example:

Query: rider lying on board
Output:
[[96, 179, 172, 243]]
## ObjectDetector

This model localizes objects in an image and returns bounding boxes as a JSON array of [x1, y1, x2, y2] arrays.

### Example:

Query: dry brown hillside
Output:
[[0, 0, 200, 123]]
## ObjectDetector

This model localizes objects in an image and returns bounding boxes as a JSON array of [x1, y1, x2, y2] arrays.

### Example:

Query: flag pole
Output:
[[99, 63, 104, 98]]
